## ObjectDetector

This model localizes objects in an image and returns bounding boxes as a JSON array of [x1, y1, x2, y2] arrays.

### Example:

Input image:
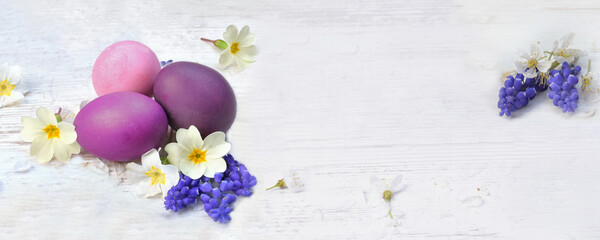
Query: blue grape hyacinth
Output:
[[498, 73, 537, 116], [164, 154, 257, 223], [547, 62, 581, 112], [164, 173, 201, 212]]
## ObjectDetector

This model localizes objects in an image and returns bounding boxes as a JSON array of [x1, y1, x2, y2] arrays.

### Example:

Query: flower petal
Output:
[[0, 62, 9, 80], [234, 57, 249, 69], [223, 25, 238, 44], [537, 60, 552, 72], [54, 140, 79, 162], [57, 122, 77, 144], [205, 157, 226, 176], [180, 159, 206, 179], [389, 175, 404, 193], [161, 165, 180, 197], [141, 148, 161, 170], [176, 126, 203, 150], [36, 107, 57, 125], [136, 180, 160, 198], [1, 91, 24, 107], [219, 52, 235, 66], [126, 163, 147, 183], [31, 137, 55, 163], [236, 26, 250, 42], [237, 46, 257, 62], [369, 175, 385, 191], [7, 65, 21, 84], [20, 116, 45, 142], [238, 34, 256, 48], [165, 142, 187, 168], [202, 131, 231, 157]]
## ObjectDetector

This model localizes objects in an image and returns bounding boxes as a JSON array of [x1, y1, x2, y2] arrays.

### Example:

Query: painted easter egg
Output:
[[92, 41, 161, 96], [153, 62, 236, 137], [74, 91, 168, 162]]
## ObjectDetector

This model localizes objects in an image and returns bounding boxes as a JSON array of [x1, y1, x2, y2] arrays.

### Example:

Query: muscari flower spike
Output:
[[164, 154, 257, 223], [547, 62, 581, 113]]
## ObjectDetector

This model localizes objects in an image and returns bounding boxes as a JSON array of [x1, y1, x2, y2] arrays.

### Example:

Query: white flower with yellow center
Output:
[[165, 126, 230, 179], [0, 62, 27, 108], [552, 33, 584, 64], [20, 107, 80, 163], [126, 148, 179, 198], [218, 25, 257, 69], [365, 175, 404, 217], [515, 44, 552, 79]]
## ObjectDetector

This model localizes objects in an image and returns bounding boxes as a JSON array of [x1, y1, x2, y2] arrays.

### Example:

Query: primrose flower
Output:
[[126, 149, 179, 198], [0, 62, 27, 108], [202, 25, 257, 69], [515, 44, 552, 79], [165, 126, 230, 179], [552, 33, 584, 64], [20, 107, 80, 163]]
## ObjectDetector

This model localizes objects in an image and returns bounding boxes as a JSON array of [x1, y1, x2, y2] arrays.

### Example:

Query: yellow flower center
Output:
[[145, 166, 166, 185], [230, 42, 240, 55], [383, 190, 392, 202], [43, 124, 61, 139], [527, 59, 538, 69], [188, 148, 207, 165], [0, 79, 15, 96]]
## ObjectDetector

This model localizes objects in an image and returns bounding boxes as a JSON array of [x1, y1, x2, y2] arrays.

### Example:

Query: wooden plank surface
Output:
[[1, 0, 599, 239]]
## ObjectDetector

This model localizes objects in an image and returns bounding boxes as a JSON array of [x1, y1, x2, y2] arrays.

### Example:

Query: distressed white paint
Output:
[[1, 0, 600, 239]]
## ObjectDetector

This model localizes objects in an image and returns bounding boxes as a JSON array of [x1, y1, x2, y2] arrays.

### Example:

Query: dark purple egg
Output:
[[74, 91, 168, 162], [153, 62, 237, 137]]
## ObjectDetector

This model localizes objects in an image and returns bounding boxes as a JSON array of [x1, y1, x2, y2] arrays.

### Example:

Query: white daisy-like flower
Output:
[[515, 44, 552, 79], [219, 25, 257, 69], [0, 62, 27, 108], [20, 107, 81, 163], [365, 175, 404, 217], [165, 125, 230, 179], [552, 33, 585, 64], [126, 149, 179, 198]]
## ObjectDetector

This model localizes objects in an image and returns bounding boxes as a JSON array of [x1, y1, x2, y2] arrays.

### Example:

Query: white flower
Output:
[[126, 149, 179, 198], [0, 62, 27, 108], [20, 107, 81, 163], [552, 33, 584, 64], [219, 25, 257, 69], [581, 71, 599, 96], [515, 44, 552, 79], [284, 170, 305, 192], [266, 169, 305, 192], [365, 175, 404, 217], [165, 126, 230, 179]]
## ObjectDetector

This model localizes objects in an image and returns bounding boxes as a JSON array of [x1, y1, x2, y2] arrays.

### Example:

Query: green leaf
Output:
[[160, 156, 170, 165]]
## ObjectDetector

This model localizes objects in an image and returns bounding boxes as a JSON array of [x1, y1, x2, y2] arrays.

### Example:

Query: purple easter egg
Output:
[[153, 62, 236, 137], [74, 91, 168, 162], [92, 41, 161, 97]]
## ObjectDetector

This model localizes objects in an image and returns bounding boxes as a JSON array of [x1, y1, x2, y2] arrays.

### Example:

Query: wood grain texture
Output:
[[1, 0, 600, 239]]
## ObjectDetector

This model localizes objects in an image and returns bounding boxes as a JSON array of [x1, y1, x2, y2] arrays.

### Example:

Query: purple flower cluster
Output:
[[164, 154, 257, 223], [547, 62, 581, 112], [164, 173, 201, 212], [498, 73, 537, 116]]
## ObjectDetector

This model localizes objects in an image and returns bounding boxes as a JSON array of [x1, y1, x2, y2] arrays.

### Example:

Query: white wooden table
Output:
[[1, 0, 600, 239]]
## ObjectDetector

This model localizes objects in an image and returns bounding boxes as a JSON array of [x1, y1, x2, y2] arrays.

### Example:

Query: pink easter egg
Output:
[[92, 41, 160, 96]]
